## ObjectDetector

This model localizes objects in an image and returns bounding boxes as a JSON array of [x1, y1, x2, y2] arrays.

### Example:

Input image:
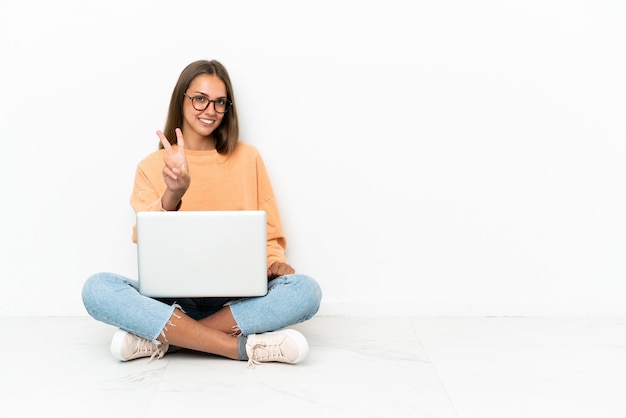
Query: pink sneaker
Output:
[[245, 329, 309, 366], [110, 329, 168, 362]]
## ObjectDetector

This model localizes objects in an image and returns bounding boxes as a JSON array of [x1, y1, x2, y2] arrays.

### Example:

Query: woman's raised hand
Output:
[[158, 128, 190, 209]]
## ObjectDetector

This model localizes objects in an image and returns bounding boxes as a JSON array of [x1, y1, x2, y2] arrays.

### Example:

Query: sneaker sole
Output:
[[110, 329, 129, 361], [279, 329, 309, 364]]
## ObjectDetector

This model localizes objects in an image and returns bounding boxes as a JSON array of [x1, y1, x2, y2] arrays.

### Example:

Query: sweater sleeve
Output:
[[255, 153, 289, 267], [129, 152, 168, 242]]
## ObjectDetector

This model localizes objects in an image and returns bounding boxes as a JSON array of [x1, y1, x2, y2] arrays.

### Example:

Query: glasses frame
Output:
[[183, 93, 232, 114]]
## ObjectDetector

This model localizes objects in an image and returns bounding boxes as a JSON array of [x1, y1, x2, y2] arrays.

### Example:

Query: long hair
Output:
[[161, 60, 239, 154]]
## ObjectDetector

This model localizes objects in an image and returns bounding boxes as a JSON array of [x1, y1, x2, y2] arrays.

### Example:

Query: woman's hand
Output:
[[268, 261, 295, 279], [158, 128, 190, 210]]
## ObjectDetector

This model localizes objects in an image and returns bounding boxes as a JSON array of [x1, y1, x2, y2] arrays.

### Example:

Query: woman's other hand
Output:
[[267, 261, 295, 279]]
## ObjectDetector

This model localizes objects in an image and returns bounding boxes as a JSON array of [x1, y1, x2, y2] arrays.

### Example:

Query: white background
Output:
[[1, 0, 624, 317]]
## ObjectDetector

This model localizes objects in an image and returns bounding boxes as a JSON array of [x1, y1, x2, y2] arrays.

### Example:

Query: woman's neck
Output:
[[185, 134, 216, 151]]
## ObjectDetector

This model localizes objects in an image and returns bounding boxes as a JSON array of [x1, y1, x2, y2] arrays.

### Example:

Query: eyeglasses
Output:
[[184, 93, 232, 114]]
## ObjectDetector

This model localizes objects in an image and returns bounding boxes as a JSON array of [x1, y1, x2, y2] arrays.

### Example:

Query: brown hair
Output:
[[161, 60, 239, 154]]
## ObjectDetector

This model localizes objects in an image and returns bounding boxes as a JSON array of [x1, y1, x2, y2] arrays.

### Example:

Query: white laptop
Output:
[[136, 210, 268, 297]]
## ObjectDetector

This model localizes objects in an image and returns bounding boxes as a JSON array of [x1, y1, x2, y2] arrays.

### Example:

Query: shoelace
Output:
[[133, 338, 167, 363], [247, 342, 285, 368], [149, 344, 167, 362]]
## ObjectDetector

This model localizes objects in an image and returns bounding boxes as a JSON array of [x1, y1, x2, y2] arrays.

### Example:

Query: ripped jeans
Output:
[[81, 272, 322, 342]]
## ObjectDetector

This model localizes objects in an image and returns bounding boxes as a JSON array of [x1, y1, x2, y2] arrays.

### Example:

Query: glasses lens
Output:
[[214, 98, 231, 114], [191, 96, 209, 111]]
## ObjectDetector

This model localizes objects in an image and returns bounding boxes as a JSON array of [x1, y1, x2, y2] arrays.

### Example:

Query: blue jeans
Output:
[[81, 272, 322, 342]]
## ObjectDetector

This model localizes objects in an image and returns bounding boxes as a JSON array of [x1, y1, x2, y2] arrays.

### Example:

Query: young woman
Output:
[[82, 60, 322, 366]]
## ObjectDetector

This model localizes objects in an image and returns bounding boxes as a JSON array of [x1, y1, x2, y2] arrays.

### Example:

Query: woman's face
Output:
[[182, 74, 228, 142]]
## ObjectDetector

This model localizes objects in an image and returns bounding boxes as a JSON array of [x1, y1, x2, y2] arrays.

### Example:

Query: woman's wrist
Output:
[[161, 191, 183, 211]]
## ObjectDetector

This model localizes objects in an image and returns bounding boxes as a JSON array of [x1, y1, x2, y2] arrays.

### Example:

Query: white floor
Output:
[[2, 316, 625, 418]]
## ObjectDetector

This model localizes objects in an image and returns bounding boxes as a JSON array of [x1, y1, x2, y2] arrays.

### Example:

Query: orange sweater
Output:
[[129, 142, 288, 267]]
